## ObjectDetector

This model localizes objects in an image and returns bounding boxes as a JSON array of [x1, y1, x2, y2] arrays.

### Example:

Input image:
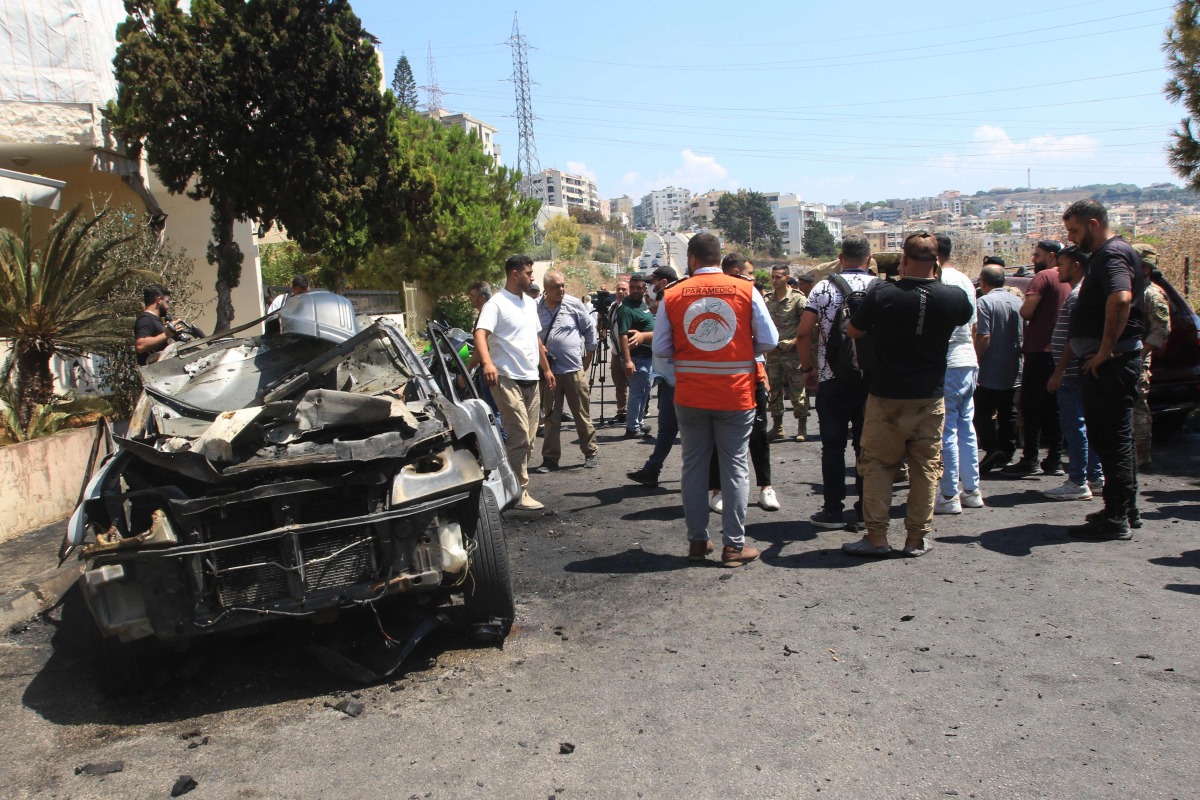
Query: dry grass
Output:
[[1152, 215, 1200, 310]]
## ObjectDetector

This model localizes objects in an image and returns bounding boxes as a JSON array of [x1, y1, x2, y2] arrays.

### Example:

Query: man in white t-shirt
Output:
[[267, 274, 310, 314], [933, 234, 984, 515], [796, 235, 878, 530], [475, 255, 557, 511]]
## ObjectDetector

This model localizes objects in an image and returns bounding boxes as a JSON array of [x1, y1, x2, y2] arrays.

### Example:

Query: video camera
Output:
[[592, 290, 616, 328], [166, 314, 205, 343]]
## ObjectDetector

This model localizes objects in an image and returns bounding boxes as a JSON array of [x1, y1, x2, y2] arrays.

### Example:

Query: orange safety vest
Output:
[[664, 271, 758, 411]]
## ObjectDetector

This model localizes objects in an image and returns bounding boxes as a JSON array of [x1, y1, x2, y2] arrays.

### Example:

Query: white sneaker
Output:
[[516, 491, 544, 510], [709, 491, 723, 513], [934, 493, 962, 515], [1088, 477, 1105, 494], [1044, 480, 1092, 501], [759, 486, 780, 511], [960, 488, 985, 508]]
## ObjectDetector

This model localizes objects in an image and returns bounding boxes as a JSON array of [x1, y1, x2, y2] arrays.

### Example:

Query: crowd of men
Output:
[[429, 197, 1171, 558]]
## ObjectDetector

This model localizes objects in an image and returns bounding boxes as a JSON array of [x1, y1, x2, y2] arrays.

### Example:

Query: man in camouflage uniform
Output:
[[764, 263, 810, 441], [1133, 244, 1172, 467]]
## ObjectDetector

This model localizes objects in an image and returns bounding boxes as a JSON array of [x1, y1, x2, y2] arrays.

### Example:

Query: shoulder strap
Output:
[[828, 274, 853, 308]]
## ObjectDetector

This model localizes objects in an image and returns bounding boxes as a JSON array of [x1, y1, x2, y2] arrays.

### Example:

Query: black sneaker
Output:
[[810, 509, 845, 530], [1086, 508, 1144, 528], [979, 451, 1009, 475], [1001, 459, 1041, 477], [1068, 516, 1132, 541], [1041, 460, 1065, 477], [614, 411, 627, 424], [627, 468, 660, 488], [533, 460, 559, 474]]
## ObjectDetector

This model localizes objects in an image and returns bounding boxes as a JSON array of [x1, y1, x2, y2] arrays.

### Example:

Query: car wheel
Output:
[[461, 487, 515, 644]]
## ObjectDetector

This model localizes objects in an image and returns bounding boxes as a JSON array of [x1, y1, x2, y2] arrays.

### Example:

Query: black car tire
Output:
[[461, 486, 515, 643]]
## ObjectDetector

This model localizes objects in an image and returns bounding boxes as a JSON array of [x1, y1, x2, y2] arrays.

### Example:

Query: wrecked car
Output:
[[63, 290, 519, 650]]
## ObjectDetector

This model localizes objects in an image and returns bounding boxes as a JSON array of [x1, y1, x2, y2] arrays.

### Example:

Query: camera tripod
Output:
[[589, 321, 617, 426]]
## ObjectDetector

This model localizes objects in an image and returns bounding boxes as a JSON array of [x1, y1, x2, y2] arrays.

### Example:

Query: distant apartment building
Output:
[[610, 195, 634, 219], [635, 186, 691, 229], [527, 168, 601, 213], [424, 108, 501, 166], [860, 224, 907, 253], [866, 206, 904, 223], [892, 192, 965, 219], [684, 189, 728, 227], [765, 192, 842, 255]]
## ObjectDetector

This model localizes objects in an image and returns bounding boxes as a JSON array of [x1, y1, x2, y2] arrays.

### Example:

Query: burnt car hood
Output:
[[127, 318, 446, 482]]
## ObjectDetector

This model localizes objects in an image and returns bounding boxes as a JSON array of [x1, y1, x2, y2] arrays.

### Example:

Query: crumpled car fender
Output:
[[434, 396, 519, 509]]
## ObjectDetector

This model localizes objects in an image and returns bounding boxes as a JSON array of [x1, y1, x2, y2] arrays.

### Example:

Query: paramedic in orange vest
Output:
[[652, 233, 779, 566]]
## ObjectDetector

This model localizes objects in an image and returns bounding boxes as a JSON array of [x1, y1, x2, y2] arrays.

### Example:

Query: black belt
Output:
[[513, 378, 539, 387]]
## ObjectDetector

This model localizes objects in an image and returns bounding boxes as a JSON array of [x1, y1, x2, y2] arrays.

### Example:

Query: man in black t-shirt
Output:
[[841, 232, 974, 558], [134, 284, 183, 366], [1063, 199, 1144, 541]]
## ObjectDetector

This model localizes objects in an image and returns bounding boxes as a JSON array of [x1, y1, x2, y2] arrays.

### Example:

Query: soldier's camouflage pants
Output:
[[1134, 352, 1153, 466], [766, 351, 809, 424]]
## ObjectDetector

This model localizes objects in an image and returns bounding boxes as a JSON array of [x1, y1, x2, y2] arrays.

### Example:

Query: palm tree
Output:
[[0, 202, 147, 428]]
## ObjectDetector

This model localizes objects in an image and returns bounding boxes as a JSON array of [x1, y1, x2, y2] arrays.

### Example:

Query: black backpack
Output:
[[826, 274, 877, 388]]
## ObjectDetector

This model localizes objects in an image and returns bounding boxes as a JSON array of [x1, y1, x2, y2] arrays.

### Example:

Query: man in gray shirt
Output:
[[535, 270, 599, 472], [973, 265, 1024, 474]]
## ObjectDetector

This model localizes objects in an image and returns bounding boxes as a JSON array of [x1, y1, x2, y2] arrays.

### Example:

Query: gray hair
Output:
[[980, 266, 1006, 288]]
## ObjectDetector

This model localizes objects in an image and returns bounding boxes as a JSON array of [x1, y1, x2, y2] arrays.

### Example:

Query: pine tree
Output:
[[392, 54, 418, 112], [802, 218, 838, 259], [1165, 1, 1200, 190], [355, 114, 539, 293]]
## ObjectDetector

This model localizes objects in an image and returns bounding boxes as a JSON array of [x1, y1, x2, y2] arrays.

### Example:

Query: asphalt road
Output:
[[1, 389, 1197, 799]]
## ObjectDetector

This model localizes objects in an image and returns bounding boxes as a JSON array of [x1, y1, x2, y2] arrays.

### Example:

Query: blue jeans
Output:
[[643, 383, 678, 473], [815, 378, 868, 515], [940, 366, 979, 498], [1056, 377, 1102, 486], [626, 355, 653, 432]]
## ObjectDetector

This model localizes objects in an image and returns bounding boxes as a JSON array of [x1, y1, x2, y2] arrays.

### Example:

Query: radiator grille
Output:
[[302, 529, 377, 592], [214, 542, 290, 607]]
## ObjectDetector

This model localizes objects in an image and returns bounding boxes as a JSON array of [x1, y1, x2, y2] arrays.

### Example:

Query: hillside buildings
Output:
[[634, 186, 691, 229], [424, 108, 501, 166], [527, 168, 601, 213], [765, 193, 843, 255]]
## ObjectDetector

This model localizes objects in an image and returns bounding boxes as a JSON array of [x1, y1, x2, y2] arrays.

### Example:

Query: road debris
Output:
[[75, 761, 124, 776], [171, 775, 198, 796]]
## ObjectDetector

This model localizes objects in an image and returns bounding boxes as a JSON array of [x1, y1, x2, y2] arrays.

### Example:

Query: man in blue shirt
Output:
[[535, 270, 599, 472]]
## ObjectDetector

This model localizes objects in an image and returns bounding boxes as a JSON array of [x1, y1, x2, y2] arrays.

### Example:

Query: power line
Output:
[[532, 10, 1170, 72]]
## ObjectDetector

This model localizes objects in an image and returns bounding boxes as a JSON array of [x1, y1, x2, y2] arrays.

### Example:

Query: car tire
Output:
[[462, 486, 515, 644]]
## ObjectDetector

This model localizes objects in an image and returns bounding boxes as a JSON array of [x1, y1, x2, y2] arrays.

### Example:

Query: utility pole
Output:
[[509, 13, 541, 199], [420, 42, 443, 114]]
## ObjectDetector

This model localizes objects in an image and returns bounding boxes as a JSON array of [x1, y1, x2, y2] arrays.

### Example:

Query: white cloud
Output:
[[566, 160, 598, 183], [673, 149, 732, 191], [620, 150, 737, 198], [930, 125, 1101, 173]]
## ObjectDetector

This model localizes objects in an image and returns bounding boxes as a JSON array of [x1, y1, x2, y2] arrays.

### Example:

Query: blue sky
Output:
[[351, 1, 1184, 204]]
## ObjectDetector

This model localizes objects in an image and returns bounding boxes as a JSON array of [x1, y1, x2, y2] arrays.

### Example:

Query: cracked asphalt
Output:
[[1, 394, 1197, 799]]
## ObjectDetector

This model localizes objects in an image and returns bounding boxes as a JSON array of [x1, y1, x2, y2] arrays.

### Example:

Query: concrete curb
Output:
[[0, 563, 82, 633]]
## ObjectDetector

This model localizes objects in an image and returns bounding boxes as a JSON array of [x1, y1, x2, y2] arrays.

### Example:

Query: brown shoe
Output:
[[721, 544, 760, 567], [688, 540, 714, 561], [767, 422, 784, 441], [794, 419, 808, 442]]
